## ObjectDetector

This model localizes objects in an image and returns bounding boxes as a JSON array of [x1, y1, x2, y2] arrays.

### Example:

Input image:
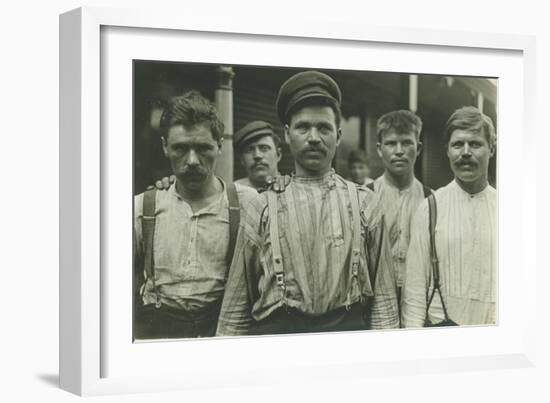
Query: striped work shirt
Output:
[[401, 180, 497, 327], [216, 170, 399, 336], [134, 179, 257, 313], [371, 175, 427, 288]]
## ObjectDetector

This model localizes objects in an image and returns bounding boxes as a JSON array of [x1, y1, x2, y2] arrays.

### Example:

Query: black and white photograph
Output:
[[132, 61, 498, 341], [3, 0, 547, 398]]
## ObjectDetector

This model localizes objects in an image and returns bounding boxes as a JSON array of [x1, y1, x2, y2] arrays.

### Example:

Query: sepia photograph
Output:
[[56, 3, 542, 397], [132, 61, 498, 341]]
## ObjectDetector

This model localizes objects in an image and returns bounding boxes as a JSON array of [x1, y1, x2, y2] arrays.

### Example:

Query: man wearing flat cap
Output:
[[234, 120, 282, 192], [217, 71, 399, 336]]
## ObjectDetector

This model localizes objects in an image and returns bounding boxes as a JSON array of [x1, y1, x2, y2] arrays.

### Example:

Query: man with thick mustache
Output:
[[234, 120, 282, 192], [216, 71, 399, 336], [370, 110, 431, 310], [152, 121, 281, 192], [133, 91, 256, 339], [401, 106, 497, 327]]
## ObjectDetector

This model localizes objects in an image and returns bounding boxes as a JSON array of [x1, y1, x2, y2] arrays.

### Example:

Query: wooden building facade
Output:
[[134, 61, 497, 193]]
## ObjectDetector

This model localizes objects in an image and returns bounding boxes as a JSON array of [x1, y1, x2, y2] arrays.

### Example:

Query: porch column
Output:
[[477, 91, 485, 113], [214, 66, 235, 182], [409, 74, 418, 112]]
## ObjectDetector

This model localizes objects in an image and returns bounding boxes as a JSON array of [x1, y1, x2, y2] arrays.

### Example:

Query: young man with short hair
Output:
[[371, 110, 429, 306]]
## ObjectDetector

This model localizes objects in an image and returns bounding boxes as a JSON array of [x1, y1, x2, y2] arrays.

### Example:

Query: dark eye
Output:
[[259, 145, 270, 152], [198, 145, 213, 153], [451, 141, 463, 149], [173, 144, 187, 153], [294, 122, 309, 133], [318, 124, 333, 134]]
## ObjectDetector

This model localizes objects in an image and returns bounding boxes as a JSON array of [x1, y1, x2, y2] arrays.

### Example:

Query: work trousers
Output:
[[134, 300, 221, 339], [251, 302, 370, 335]]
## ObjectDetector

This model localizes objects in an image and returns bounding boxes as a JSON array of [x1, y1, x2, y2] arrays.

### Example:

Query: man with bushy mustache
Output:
[[133, 91, 256, 339], [216, 71, 399, 336], [402, 106, 497, 327], [152, 121, 282, 193], [234, 121, 282, 192]]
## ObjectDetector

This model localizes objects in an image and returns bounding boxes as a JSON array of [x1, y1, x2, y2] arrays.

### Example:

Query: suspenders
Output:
[[346, 181, 363, 307], [267, 181, 372, 309], [225, 182, 241, 268], [141, 189, 160, 307], [267, 191, 286, 304], [139, 182, 240, 308], [425, 192, 456, 325]]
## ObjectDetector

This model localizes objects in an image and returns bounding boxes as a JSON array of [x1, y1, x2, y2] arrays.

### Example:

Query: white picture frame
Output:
[[59, 6, 537, 396]]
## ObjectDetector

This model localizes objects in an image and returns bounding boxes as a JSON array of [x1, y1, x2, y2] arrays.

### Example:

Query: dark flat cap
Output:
[[276, 70, 342, 123], [234, 120, 276, 149]]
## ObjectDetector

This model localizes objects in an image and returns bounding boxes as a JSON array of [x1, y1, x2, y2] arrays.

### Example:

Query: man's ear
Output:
[[376, 142, 382, 159], [218, 136, 224, 154], [335, 127, 343, 147], [277, 147, 283, 163], [416, 140, 423, 157], [161, 136, 168, 157], [284, 124, 291, 145]]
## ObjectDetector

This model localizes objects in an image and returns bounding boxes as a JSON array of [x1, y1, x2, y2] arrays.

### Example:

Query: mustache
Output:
[[181, 166, 208, 176], [251, 162, 268, 169], [456, 158, 477, 166], [302, 146, 327, 155]]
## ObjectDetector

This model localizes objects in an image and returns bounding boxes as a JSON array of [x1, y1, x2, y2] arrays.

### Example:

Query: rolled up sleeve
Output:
[[216, 231, 258, 336]]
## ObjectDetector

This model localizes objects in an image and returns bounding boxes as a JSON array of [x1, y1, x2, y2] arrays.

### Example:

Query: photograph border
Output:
[[59, 6, 537, 396]]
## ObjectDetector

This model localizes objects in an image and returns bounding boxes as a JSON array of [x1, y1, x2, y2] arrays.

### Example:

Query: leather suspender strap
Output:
[[346, 181, 362, 306], [362, 181, 383, 292], [142, 189, 161, 307], [267, 191, 286, 303], [225, 182, 240, 268], [422, 184, 432, 198], [426, 193, 451, 321]]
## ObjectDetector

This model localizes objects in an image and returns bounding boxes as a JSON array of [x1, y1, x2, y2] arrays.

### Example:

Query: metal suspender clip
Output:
[[352, 262, 359, 277], [275, 273, 285, 288]]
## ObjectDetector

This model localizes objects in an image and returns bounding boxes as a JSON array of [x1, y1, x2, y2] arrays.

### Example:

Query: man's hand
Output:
[[147, 174, 175, 191], [263, 175, 291, 193]]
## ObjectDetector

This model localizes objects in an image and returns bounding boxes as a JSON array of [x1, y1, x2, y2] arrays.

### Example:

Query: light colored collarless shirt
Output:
[[402, 180, 497, 327], [216, 170, 399, 336], [371, 175, 427, 288], [234, 177, 256, 190], [134, 179, 257, 312]]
